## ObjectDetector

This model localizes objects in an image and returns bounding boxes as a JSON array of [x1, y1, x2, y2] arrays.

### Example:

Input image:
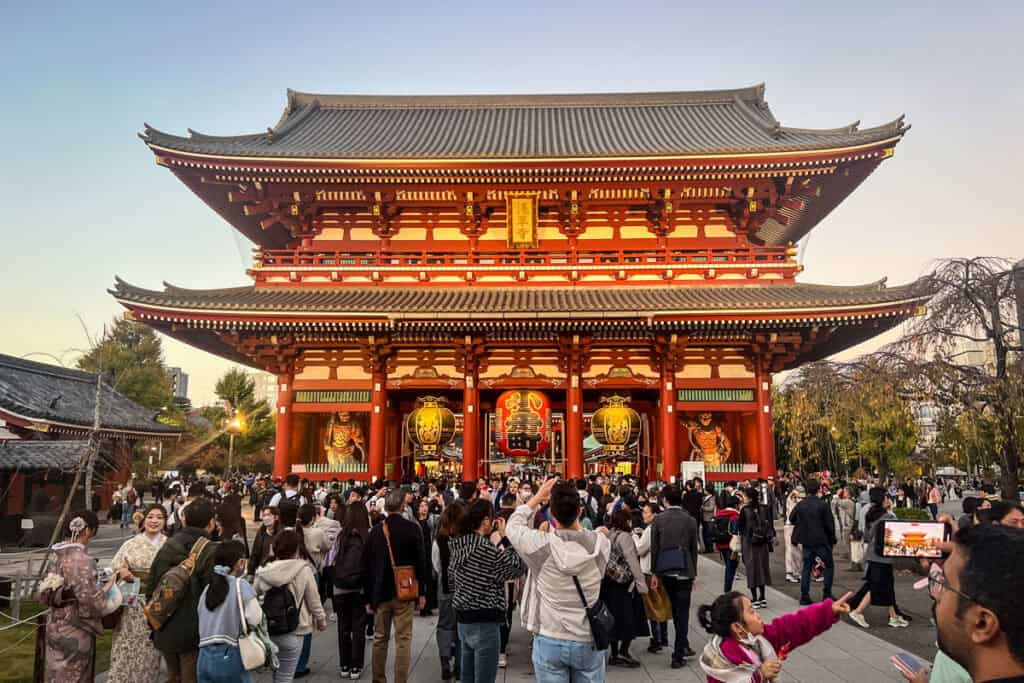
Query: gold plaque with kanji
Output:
[[506, 193, 539, 248]]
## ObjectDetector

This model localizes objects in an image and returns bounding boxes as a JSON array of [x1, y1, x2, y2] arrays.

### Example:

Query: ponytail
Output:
[[697, 591, 745, 638], [205, 540, 246, 611]]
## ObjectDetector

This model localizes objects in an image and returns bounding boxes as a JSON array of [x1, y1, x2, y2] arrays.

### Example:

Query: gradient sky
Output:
[[2, 1, 1021, 406]]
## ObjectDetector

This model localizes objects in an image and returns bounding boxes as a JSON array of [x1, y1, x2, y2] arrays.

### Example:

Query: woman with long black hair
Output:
[[601, 508, 649, 667], [737, 487, 773, 609], [197, 541, 262, 682], [432, 503, 464, 681], [331, 501, 371, 679], [847, 487, 907, 629], [250, 506, 281, 574]]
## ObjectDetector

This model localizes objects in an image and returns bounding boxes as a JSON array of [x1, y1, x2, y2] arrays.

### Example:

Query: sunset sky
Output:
[[2, 0, 1020, 406]]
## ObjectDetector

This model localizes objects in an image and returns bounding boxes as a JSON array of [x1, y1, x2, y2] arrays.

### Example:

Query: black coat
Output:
[[788, 496, 836, 547], [362, 513, 429, 607], [649, 507, 699, 580]]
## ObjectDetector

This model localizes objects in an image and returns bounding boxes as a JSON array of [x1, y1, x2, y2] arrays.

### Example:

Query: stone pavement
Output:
[[246, 555, 924, 683]]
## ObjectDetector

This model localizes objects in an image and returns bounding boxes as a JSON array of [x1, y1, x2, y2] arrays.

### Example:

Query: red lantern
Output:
[[494, 390, 550, 461]]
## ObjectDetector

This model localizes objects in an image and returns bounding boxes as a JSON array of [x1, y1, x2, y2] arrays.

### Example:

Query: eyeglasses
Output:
[[927, 567, 983, 608]]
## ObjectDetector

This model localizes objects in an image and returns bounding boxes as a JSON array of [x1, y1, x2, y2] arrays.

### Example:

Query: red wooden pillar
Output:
[[273, 374, 294, 478], [462, 370, 480, 482], [565, 366, 584, 480], [369, 370, 387, 482], [660, 366, 678, 481], [755, 363, 776, 478]]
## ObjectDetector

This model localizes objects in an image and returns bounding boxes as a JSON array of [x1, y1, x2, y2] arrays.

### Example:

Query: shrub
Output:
[[893, 507, 931, 521]]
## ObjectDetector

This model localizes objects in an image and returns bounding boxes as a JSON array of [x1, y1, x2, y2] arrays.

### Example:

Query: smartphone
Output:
[[892, 653, 925, 677], [882, 520, 950, 559]]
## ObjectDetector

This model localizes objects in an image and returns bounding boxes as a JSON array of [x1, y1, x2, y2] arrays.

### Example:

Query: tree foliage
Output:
[[198, 368, 275, 472], [77, 317, 174, 411]]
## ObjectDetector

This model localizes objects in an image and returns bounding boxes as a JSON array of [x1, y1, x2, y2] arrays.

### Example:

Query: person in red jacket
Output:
[[712, 493, 742, 593], [696, 591, 852, 682]]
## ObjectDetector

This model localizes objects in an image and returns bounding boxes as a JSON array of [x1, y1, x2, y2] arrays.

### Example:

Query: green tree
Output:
[[201, 368, 275, 472], [77, 317, 173, 411]]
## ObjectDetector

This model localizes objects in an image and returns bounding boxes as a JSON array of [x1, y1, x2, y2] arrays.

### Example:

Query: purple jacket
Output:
[[708, 600, 839, 683]]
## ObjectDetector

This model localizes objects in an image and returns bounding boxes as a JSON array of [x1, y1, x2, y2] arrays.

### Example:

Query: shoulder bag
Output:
[[236, 579, 269, 670], [382, 520, 419, 602], [572, 575, 614, 651]]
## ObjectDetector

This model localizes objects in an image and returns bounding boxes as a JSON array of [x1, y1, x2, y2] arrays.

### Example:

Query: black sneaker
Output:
[[670, 658, 686, 669], [647, 642, 662, 654], [294, 670, 311, 680], [681, 647, 697, 658], [349, 667, 363, 680], [799, 597, 813, 606], [340, 666, 350, 677], [619, 655, 641, 668]]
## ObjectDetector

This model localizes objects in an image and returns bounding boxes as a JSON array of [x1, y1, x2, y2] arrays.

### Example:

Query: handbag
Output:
[[236, 579, 268, 671], [382, 520, 419, 602], [572, 575, 615, 651], [642, 579, 672, 622], [655, 544, 689, 575]]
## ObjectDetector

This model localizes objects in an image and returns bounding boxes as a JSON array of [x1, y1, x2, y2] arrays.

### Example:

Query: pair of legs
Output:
[[660, 575, 694, 662], [648, 620, 668, 649], [371, 599, 414, 683], [720, 550, 739, 592], [750, 585, 766, 603], [270, 633, 302, 683], [332, 592, 366, 672], [436, 593, 460, 678], [532, 634, 605, 683], [800, 544, 835, 601], [458, 622, 501, 683]]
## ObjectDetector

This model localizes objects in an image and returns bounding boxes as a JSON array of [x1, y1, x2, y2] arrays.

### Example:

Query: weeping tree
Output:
[[888, 257, 1023, 499]]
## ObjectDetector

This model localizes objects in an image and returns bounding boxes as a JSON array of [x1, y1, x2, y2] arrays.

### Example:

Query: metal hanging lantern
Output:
[[590, 394, 641, 455], [405, 396, 456, 458], [494, 390, 550, 462]]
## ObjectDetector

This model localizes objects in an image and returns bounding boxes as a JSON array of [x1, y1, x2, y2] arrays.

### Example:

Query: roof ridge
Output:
[[0, 353, 97, 385], [285, 84, 767, 111]]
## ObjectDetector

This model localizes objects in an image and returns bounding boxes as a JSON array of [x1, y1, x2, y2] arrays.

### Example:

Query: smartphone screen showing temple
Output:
[[881, 520, 948, 558]]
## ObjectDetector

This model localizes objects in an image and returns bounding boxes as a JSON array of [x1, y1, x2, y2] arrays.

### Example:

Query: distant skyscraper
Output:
[[251, 371, 278, 411], [167, 367, 189, 400]]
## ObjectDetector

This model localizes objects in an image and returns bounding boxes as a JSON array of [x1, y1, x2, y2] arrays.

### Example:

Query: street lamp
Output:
[[225, 413, 246, 478]]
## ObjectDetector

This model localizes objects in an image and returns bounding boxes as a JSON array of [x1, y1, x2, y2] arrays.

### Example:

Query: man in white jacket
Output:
[[506, 477, 611, 683]]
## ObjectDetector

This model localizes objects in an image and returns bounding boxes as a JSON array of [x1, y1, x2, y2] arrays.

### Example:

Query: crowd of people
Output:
[[34, 469, 1024, 683]]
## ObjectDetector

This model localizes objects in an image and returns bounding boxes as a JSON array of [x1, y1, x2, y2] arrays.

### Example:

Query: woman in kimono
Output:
[[107, 503, 168, 683], [37, 510, 113, 683]]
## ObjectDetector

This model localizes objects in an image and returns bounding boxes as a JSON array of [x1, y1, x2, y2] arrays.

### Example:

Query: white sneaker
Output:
[[330, 613, 338, 623], [498, 654, 507, 668], [849, 612, 870, 629], [889, 617, 909, 628], [785, 574, 799, 583]]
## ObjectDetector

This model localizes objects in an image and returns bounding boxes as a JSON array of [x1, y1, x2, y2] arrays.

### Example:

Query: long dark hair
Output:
[[458, 499, 493, 535], [205, 540, 246, 611], [697, 591, 745, 638], [436, 503, 464, 540], [339, 500, 370, 547]]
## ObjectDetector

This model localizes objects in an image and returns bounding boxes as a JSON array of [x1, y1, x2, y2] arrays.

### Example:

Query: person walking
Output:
[[363, 489, 429, 683], [505, 477, 610, 683], [601, 508, 649, 667], [250, 507, 282, 573], [331, 502, 370, 679], [107, 504, 168, 683], [783, 485, 805, 583], [737, 487, 773, 608], [449, 499, 526, 683], [789, 479, 837, 605], [146, 499, 220, 683], [414, 497, 440, 617], [635, 501, 669, 654], [847, 489, 908, 629], [712, 492, 741, 593], [928, 481, 943, 520], [196, 541, 262, 683], [650, 483, 700, 668], [831, 486, 856, 567], [253, 530, 328, 682], [433, 504, 465, 681]]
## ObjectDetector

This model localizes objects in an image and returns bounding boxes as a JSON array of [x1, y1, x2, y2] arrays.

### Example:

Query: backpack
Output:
[[278, 493, 302, 526], [604, 531, 634, 585], [259, 488, 279, 510], [585, 494, 603, 527], [144, 537, 210, 631], [333, 533, 365, 590], [713, 515, 733, 545], [263, 583, 304, 636], [750, 508, 774, 546]]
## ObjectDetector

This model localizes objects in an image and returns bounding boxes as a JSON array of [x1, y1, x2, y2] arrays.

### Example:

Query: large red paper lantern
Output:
[[494, 390, 550, 461]]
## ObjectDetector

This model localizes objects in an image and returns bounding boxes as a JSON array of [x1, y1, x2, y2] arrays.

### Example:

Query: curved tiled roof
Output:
[[0, 440, 92, 472], [111, 278, 929, 318], [141, 84, 907, 160], [0, 354, 182, 435]]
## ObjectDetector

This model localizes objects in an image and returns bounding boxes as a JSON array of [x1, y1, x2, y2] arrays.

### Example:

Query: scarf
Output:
[[699, 634, 778, 683]]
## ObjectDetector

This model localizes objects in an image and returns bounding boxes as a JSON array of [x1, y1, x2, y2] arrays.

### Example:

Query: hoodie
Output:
[[253, 558, 326, 636], [506, 504, 610, 643]]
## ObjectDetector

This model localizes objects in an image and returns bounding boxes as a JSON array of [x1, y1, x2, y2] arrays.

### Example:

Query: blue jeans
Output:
[[121, 503, 133, 528], [532, 634, 606, 683], [721, 549, 739, 592], [458, 622, 501, 683], [296, 632, 312, 673], [197, 644, 250, 683]]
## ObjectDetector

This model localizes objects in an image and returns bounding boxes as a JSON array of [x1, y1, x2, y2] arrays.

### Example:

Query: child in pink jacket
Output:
[[697, 590, 852, 682]]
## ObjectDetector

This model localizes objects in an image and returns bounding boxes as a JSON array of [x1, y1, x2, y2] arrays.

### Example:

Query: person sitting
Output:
[[697, 590, 852, 682]]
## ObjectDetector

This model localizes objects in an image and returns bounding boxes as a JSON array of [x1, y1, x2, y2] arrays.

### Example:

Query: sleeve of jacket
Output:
[[824, 501, 837, 545], [763, 599, 838, 652], [649, 517, 661, 571], [619, 533, 647, 594], [302, 565, 327, 628], [506, 504, 549, 570], [688, 517, 699, 577], [362, 528, 376, 600], [144, 542, 174, 597], [492, 539, 527, 582], [788, 501, 800, 527], [413, 521, 429, 594]]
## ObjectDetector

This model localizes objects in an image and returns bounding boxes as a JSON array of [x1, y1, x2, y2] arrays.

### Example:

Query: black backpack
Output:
[[333, 533, 365, 590], [263, 584, 303, 636], [278, 493, 302, 527], [750, 508, 774, 546], [713, 515, 733, 545]]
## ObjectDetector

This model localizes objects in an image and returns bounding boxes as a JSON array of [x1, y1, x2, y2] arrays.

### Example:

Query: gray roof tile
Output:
[[0, 439, 91, 471]]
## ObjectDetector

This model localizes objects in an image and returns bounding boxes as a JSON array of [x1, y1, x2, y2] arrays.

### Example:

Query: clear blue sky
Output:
[[2, 0, 1021, 405]]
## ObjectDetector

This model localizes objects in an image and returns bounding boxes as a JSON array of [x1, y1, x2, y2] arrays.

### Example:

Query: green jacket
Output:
[[145, 526, 218, 654]]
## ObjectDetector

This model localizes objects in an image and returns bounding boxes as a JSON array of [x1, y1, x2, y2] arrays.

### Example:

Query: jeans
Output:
[[720, 550, 739, 592], [436, 593, 460, 663], [271, 632, 303, 683], [333, 592, 366, 670], [121, 503, 134, 528], [458, 622, 501, 683], [800, 544, 835, 601], [660, 576, 693, 660], [649, 619, 668, 646], [295, 633, 312, 674], [700, 520, 715, 552], [531, 634, 606, 683], [197, 644, 250, 683], [372, 599, 414, 683], [928, 503, 939, 519]]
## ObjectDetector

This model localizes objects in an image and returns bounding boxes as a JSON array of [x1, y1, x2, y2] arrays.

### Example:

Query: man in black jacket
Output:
[[364, 488, 428, 683], [789, 479, 837, 605], [650, 484, 700, 668]]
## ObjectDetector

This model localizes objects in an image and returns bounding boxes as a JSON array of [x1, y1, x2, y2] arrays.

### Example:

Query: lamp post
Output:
[[225, 413, 246, 479]]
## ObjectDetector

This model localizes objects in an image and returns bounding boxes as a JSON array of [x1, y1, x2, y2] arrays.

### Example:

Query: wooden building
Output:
[[113, 84, 928, 483]]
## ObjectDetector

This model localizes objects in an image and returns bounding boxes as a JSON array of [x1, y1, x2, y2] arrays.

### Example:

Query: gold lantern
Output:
[[406, 396, 456, 457], [590, 395, 641, 454]]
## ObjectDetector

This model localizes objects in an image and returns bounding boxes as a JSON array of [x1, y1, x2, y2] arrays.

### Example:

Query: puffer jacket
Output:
[[253, 558, 326, 636], [506, 504, 610, 643]]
